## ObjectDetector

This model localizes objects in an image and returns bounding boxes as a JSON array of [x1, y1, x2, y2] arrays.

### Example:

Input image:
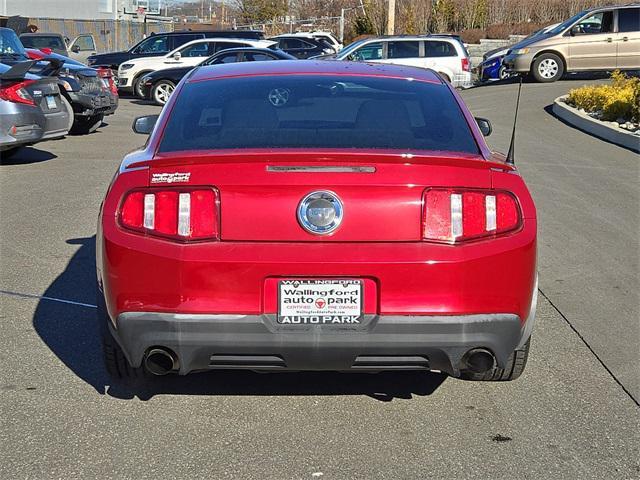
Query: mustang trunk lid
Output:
[[148, 150, 493, 242]]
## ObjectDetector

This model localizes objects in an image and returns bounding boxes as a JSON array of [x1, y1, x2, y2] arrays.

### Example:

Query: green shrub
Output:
[[567, 71, 640, 123]]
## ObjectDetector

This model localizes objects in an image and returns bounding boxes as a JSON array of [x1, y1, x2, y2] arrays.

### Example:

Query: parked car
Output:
[[139, 47, 295, 105], [86, 30, 265, 72], [288, 31, 343, 51], [22, 47, 118, 134], [98, 60, 537, 382], [503, 4, 639, 82], [118, 38, 276, 96], [329, 35, 473, 87], [25, 47, 85, 66], [478, 23, 560, 82], [20, 33, 98, 64], [0, 61, 71, 157], [270, 34, 336, 58], [27, 45, 118, 96]]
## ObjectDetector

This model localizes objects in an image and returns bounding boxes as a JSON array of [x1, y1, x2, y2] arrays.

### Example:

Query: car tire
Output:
[[151, 80, 175, 106], [498, 65, 509, 80], [60, 95, 75, 133], [460, 337, 531, 381], [98, 290, 147, 380], [70, 114, 104, 135], [531, 53, 564, 83], [133, 74, 148, 99]]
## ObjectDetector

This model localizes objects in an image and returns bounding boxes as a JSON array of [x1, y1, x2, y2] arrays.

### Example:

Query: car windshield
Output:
[[336, 39, 369, 59], [547, 11, 588, 35], [0, 29, 28, 56], [20, 35, 66, 50], [158, 75, 479, 155]]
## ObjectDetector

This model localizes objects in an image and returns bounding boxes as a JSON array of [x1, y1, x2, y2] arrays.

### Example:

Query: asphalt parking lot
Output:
[[1, 78, 638, 478]]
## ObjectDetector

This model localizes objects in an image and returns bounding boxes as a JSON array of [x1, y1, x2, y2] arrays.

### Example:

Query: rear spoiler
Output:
[[35, 57, 64, 76], [0, 58, 63, 81], [0, 60, 37, 81]]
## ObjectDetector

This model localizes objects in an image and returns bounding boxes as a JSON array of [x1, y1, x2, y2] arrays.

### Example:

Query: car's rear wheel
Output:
[[60, 96, 75, 133], [460, 337, 531, 381], [98, 290, 146, 380], [152, 80, 175, 106], [70, 114, 104, 135], [531, 53, 564, 83]]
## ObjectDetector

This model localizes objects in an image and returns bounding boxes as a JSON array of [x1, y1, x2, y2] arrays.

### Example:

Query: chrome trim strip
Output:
[[267, 166, 376, 173]]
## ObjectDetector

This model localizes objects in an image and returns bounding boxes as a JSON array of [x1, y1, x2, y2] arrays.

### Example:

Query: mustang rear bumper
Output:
[[111, 311, 531, 376]]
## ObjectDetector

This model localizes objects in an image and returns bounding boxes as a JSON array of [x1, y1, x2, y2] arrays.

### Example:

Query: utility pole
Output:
[[386, 0, 395, 35]]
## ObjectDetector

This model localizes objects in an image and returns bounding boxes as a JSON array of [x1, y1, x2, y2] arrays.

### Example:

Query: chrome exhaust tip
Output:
[[463, 348, 496, 374], [144, 348, 178, 376]]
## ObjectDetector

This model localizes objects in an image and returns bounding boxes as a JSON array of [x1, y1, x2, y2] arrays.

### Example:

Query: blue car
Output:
[[478, 47, 510, 81], [478, 23, 560, 82]]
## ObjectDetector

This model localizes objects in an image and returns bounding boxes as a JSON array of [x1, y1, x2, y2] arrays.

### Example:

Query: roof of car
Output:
[[19, 33, 64, 37], [211, 47, 293, 56], [179, 38, 273, 45], [162, 29, 264, 35], [356, 34, 462, 43], [188, 60, 443, 84]]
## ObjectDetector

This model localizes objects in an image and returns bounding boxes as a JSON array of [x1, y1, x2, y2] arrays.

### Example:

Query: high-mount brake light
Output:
[[120, 188, 219, 241], [423, 189, 521, 243], [0, 80, 36, 106]]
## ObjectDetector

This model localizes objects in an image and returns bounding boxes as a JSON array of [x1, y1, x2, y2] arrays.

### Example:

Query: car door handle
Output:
[[621, 37, 629, 42], [606, 37, 613, 43]]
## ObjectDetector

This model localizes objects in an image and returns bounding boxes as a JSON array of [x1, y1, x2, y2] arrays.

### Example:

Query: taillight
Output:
[[461, 57, 470, 72], [97, 67, 118, 95], [0, 80, 36, 106], [423, 189, 521, 243], [119, 188, 219, 241]]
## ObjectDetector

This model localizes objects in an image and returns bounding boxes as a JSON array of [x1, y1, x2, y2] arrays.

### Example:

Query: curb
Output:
[[552, 95, 640, 153]]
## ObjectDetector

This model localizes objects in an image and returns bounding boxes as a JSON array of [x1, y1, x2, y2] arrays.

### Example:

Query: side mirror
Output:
[[475, 117, 492, 137], [173, 51, 181, 61], [71, 45, 80, 53], [570, 25, 580, 36], [132, 115, 159, 135]]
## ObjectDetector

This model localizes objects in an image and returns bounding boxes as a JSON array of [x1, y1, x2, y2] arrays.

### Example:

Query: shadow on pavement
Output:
[[0, 145, 57, 165], [472, 70, 628, 89], [129, 99, 157, 106], [33, 235, 447, 402]]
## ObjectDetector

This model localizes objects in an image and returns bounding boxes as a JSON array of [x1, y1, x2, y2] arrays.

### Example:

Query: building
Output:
[[0, 0, 164, 21]]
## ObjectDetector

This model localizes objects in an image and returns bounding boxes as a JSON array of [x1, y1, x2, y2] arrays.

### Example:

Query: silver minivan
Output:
[[503, 4, 640, 82]]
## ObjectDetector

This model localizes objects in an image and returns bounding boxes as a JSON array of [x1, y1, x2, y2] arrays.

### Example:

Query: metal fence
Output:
[[26, 17, 174, 53]]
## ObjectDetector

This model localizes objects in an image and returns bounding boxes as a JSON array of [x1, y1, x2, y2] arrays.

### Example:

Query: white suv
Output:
[[335, 36, 472, 87], [118, 38, 276, 95]]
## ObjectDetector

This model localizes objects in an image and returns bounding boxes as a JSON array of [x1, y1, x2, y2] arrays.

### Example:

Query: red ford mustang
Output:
[[97, 61, 537, 381]]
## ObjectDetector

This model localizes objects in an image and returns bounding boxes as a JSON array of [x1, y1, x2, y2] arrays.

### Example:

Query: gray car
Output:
[[0, 61, 71, 157]]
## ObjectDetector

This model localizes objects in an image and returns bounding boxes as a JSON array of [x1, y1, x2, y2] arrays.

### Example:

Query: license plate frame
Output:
[[45, 95, 57, 110], [277, 279, 363, 325]]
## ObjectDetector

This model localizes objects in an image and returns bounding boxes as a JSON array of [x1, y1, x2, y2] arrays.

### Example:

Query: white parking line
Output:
[[0, 289, 97, 309]]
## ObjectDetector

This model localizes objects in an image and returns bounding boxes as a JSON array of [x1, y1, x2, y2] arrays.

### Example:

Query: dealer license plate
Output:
[[45, 95, 57, 110], [277, 279, 363, 325]]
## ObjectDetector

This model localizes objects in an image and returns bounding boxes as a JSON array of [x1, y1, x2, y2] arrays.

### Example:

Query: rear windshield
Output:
[[158, 75, 479, 154], [20, 35, 66, 50]]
